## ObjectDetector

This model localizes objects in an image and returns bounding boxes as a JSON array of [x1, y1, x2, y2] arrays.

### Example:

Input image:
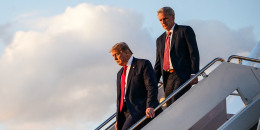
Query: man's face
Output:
[[111, 50, 129, 66], [158, 12, 175, 31]]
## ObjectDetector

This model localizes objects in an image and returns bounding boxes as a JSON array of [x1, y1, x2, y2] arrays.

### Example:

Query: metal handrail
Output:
[[95, 113, 116, 130], [227, 55, 260, 64], [129, 57, 225, 130], [105, 121, 116, 130], [95, 83, 164, 130]]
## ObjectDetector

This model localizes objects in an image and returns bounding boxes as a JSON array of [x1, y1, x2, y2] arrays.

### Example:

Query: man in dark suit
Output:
[[154, 7, 200, 107], [110, 42, 160, 130]]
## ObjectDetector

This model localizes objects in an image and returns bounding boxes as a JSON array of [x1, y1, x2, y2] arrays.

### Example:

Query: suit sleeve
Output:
[[184, 26, 200, 74], [154, 38, 162, 83], [116, 69, 122, 122], [143, 60, 159, 108]]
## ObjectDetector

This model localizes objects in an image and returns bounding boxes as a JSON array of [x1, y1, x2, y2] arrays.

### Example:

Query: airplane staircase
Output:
[[96, 55, 260, 130]]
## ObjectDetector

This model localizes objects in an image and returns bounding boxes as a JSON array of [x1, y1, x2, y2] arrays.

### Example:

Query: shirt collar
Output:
[[126, 55, 133, 66], [166, 24, 175, 34]]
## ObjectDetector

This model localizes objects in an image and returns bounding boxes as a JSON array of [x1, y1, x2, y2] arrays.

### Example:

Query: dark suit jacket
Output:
[[116, 57, 159, 121], [154, 24, 200, 82]]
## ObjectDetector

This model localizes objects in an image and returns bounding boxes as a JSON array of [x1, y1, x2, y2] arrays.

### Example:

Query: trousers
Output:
[[163, 71, 191, 107]]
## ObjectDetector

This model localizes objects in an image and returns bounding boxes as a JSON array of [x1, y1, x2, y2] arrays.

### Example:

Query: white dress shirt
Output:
[[124, 55, 133, 99], [166, 24, 175, 70]]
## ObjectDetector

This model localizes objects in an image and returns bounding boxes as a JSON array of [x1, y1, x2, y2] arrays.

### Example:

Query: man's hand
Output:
[[146, 107, 155, 118], [115, 122, 118, 130], [190, 74, 198, 86]]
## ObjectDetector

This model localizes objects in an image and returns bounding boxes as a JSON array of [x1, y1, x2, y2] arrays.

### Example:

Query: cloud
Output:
[[0, 23, 13, 44], [0, 23, 13, 55], [0, 4, 153, 130], [185, 20, 257, 67]]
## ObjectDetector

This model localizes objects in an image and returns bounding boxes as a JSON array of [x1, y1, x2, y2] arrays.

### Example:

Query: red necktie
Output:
[[120, 66, 127, 112], [163, 32, 172, 71]]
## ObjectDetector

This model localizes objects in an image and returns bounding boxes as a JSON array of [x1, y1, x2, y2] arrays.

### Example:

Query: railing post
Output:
[[239, 59, 242, 64]]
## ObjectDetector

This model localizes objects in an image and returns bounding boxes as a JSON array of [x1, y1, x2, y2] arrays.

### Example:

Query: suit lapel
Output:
[[125, 57, 137, 95], [117, 67, 123, 97], [118, 68, 123, 84], [170, 24, 178, 49], [161, 32, 167, 56]]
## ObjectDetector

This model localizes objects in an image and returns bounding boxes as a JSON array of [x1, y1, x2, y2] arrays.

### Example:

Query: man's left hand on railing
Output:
[[146, 107, 155, 118], [115, 122, 118, 130], [190, 74, 198, 86]]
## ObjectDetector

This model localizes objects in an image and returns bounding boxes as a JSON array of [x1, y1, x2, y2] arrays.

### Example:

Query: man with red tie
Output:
[[154, 7, 200, 107], [110, 42, 160, 130]]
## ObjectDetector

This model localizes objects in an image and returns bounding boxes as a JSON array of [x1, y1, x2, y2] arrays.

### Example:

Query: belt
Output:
[[166, 69, 175, 73]]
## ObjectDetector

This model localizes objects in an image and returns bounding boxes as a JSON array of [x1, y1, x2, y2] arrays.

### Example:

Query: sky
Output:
[[0, 0, 259, 130]]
